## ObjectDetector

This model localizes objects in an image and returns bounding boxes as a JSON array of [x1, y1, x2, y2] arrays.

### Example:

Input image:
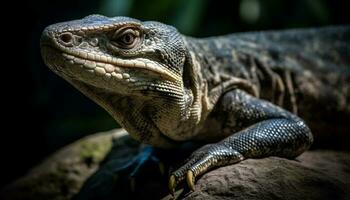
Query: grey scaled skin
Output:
[[40, 15, 350, 195], [169, 90, 313, 193]]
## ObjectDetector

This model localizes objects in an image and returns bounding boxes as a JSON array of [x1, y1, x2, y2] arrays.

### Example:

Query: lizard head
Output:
[[41, 15, 203, 147], [41, 14, 186, 96]]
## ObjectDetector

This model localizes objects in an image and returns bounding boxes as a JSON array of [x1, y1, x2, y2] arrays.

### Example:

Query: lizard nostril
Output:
[[58, 32, 73, 46]]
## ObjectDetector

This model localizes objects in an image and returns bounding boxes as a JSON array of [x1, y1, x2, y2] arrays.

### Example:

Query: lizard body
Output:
[[40, 15, 350, 194], [187, 28, 350, 143]]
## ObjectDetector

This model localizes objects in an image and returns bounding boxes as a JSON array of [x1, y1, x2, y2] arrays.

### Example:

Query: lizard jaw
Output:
[[58, 47, 181, 83], [42, 45, 182, 96]]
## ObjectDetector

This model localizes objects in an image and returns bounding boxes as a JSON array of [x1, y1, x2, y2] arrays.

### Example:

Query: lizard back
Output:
[[187, 26, 350, 147]]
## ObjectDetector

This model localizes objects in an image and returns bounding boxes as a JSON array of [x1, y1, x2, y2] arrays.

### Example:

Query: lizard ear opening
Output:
[[182, 51, 197, 91], [182, 50, 204, 111]]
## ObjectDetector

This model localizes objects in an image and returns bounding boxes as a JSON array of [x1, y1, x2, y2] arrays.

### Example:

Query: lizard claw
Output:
[[168, 175, 176, 196], [168, 143, 244, 194], [186, 170, 195, 191]]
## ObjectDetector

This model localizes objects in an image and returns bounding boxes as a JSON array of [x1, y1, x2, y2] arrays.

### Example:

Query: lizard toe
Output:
[[169, 143, 244, 194]]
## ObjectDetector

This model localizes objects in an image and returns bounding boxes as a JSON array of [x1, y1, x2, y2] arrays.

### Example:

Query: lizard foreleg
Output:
[[169, 89, 313, 194]]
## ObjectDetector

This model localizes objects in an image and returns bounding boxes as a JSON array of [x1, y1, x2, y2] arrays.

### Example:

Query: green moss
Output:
[[79, 136, 113, 164]]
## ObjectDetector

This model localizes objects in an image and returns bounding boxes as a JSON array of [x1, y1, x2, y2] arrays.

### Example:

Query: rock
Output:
[[164, 151, 350, 200], [1, 129, 350, 200], [0, 129, 124, 200]]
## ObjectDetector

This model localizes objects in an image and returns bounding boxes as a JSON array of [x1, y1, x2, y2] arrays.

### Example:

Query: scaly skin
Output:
[[40, 15, 350, 195]]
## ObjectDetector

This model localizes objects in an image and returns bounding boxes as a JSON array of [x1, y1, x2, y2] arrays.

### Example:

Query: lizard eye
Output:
[[112, 28, 140, 49]]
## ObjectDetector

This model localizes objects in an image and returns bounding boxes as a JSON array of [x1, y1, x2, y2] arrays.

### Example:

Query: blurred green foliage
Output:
[[99, 0, 332, 36]]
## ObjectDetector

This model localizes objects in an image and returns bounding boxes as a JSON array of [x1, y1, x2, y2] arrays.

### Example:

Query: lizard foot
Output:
[[168, 143, 244, 195]]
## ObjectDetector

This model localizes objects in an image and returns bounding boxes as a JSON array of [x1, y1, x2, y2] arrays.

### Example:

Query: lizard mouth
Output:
[[41, 44, 182, 95], [62, 51, 180, 81], [42, 44, 179, 82]]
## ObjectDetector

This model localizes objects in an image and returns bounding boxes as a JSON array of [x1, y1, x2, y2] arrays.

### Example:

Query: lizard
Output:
[[40, 15, 350, 195]]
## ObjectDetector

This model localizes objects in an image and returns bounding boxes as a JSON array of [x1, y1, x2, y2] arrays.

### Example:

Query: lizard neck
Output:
[[65, 78, 179, 148], [150, 40, 208, 141]]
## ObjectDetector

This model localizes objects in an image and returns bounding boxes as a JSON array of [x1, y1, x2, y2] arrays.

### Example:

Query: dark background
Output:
[[2, 0, 349, 188]]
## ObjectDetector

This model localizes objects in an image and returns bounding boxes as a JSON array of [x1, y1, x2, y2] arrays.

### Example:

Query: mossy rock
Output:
[[1, 128, 350, 200], [0, 129, 126, 200]]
